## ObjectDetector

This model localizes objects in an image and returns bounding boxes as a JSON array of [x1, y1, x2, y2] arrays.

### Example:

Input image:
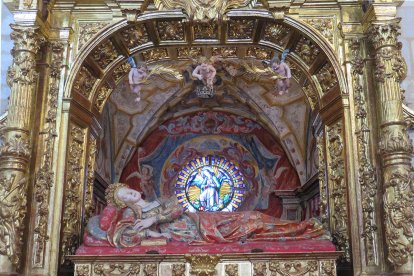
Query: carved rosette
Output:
[[326, 122, 351, 262], [185, 254, 220, 276], [32, 41, 65, 268], [368, 20, 414, 269], [350, 39, 378, 265], [60, 124, 86, 264], [0, 24, 44, 270]]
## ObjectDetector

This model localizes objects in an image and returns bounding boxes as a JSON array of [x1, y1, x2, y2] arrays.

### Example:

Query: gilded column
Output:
[[0, 24, 44, 272], [367, 18, 414, 273]]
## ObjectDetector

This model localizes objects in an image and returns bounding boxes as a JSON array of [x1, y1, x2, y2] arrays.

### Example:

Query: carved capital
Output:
[[10, 25, 44, 53], [0, 133, 30, 159], [367, 21, 400, 50], [379, 127, 413, 156]]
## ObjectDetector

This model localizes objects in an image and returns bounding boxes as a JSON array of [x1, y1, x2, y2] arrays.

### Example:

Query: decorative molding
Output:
[[143, 263, 157, 276], [120, 24, 149, 49], [302, 17, 334, 44], [75, 264, 90, 276], [142, 48, 168, 62], [294, 37, 320, 66], [60, 124, 86, 264], [185, 254, 220, 276], [327, 121, 351, 262], [84, 136, 97, 222], [93, 263, 140, 275], [194, 22, 218, 40], [172, 263, 186, 276], [73, 66, 97, 99], [317, 135, 328, 228], [78, 22, 109, 50], [157, 20, 185, 41], [178, 47, 203, 59], [263, 23, 290, 46], [252, 262, 267, 276], [268, 260, 318, 275]]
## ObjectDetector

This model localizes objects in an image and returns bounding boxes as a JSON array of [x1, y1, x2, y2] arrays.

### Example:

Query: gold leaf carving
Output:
[[225, 264, 238, 276], [212, 47, 237, 58], [228, 19, 255, 39], [121, 24, 149, 49], [78, 22, 109, 50], [269, 260, 318, 276], [246, 47, 273, 60], [178, 47, 203, 59], [113, 62, 131, 83], [302, 83, 318, 110], [95, 85, 113, 112], [185, 254, 220, 276], [320, 260, 335, 276], [264, 23, 290, 46], [73, 66, 97, 99], [0, 134, 30, 158], [172, 263, 186, 276], [84, 136, 97, 221], [252, 262, 267, 276], [327, 122, 351, 262], [303, 18, 334, 44], [76, 264, 90, 276], [92, 40, 119, 69], [294, 37, 320, 66], [143, 263, 157, 276], [94, 263, 140, 275], [317, 135, 328, 227], [142, 48, 168, 62], [157, 20, 185, 40], [316, 63, 337, 94], [60, 125, 86, 264], [194, 22, 218, 40], [153, 0, 253, 21]]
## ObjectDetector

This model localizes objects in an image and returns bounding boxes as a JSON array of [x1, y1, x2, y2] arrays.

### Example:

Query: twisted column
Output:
[[368, 19, 414, 273], [0, 24, 44, 272]]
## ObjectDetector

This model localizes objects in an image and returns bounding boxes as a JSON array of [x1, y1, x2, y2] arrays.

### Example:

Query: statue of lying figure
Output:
[[86, 183, 330, 248]]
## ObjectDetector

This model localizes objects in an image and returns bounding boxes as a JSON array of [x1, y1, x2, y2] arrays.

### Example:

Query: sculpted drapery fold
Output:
[[367, 18, 414, 270], [0, 25, 44, 270]]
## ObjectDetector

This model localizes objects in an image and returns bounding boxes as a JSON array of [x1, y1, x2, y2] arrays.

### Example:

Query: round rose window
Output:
[[175, 156, 246, 212]]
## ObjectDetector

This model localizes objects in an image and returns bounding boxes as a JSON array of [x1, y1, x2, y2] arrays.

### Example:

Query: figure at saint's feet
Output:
[[85, 183, 330, 248]]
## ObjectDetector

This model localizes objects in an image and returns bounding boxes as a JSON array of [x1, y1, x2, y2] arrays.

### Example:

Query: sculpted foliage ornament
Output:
[[185, 254, 220, 276], [92, 40, 119, 69], [153, 0, 254, 21], [73, 66, 97, 99], [93, 263, 140, 275], [225, 264, 238, 276], [264, 23, 290, 46], [253, 262, 267, 276], [228, 19, 255, 39], [172, 263, 186, 276], [194, 22, 218, 39], [157, 20, 185, 40], [0, 134, 30, 158], [316, 63, 337, 94], [268, 260, 318, 275], [303, 18, 334, 44], [121, 24, 149, 48], [78, 22, 109, 50]]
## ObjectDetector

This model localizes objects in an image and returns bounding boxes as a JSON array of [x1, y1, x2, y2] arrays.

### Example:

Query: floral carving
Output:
[[185, 254, 220, 276], [172, 263, 186, 276], [0, 134, 30, 158], [0, 175, 28, 268], [263, 23, 290, 45], [73, 66, 97, 99], [317, 135, 328, 227], [76, 264, 90, 276], [246, 47, 273, 60], [95, 85, 113, 112], [143, 263, 157, 276], [294, 37, 320, 66], [142, 48, 168, 62], [228, 19, 255, 39], [194, 22, 218, 39], [92, 40, 118, 69], [113, 62, 131, 83], [78, 22, 109, 50], [33, 41, 65, 267], [302, 83, 318, 110], [303, 18, 334, 44], [379, 128, 413, 155], [84, 136, 97, 221], [94, 263, 140, 275], [316, 63, 337, 94], [327, 122, 351, 262], [224, 264, 238, 276], [60, 125, 85, 264], [178, 47, 203, 59], [158, 20, 184, 40], [269, 260, 318, 276], [121, 24, 149, 49], [212, 47, 237, 58], [320, 260, 335, 276]]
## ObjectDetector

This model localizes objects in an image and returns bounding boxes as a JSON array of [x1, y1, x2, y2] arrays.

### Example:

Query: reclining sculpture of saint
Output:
[[86, 183, 330, 248]]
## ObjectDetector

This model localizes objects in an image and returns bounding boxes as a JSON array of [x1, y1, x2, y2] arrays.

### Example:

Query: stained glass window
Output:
[[175, 156, 246, 212]]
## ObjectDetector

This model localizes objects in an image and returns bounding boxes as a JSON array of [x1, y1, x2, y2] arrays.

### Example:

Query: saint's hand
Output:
[[133, 216, 157, 231]]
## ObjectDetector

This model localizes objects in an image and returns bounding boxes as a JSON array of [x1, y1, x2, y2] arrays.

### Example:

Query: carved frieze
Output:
[[178, 47, 203, 59], [157, 20, 185, 40], [212, 47, 237, 58], [294, 37, 320, 66], [228, 19, 255, 39], [92, 40, 119, 69], [121, 24, 149, 49], [73, 66, 97, 99], [142, 48, 168, 62], [263, 23, 291, 46], [327, 122, 351, 262], [61, 125, 86, 264], [269, 260, 318, 275], [78, 22, 109, 50], [246, 47, 273, 60], [316, 63, 337, 94], [185, 254, 220, 276], [93, 263, 140, 275], [303, 18, 334, 44], [194, 22, 218, 40]]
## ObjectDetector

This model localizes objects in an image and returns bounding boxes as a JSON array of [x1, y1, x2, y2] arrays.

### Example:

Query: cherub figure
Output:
[[192, 57, 217, 89], [270, 50, 291, 95], [128, 58, 148, 102]]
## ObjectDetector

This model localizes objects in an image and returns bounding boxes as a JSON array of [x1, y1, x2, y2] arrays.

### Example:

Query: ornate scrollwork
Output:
[[78, 22, 109, 50], [142, 48, 168, 62], [94, 263, 140, 275], [350, 39, 378, 265], [252, 262, 267, 276], [33, 41, 65, 267], [60, 125, 86, 264], [185, 254, 220, 276], [121, 24, 149, 49], [320, 260, 335, 276], [158, 20, 185, 40], [224, 264, 238, 276], [143, 263, 157, 276], [172, 263, 186, 276], [178, 47, 203, 59], [92, 40, 119, 69], [95, 85, 113, 112], [316, 63, 337, 94], [269, 260, 318, 276], [73, 66, 97, 99], [317, 135, 328, 227], [294, 37, 320, 66], [263, 23, 290, 46], [194, 22, 218, 39], [228, 19, 255, 39], [0, 134, 30, 158], [212, 47, 237, 58], [246, 47, 273, 60], [113, 62, 131, 83], [327, 122, 351, 262], [84, 136, 97, 221], [302, 83, 318, 110], [152, 0, 253, 21], [76, 264, 90, 276], [0, 175, 28, 268], [303, 18, 334, 44]]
